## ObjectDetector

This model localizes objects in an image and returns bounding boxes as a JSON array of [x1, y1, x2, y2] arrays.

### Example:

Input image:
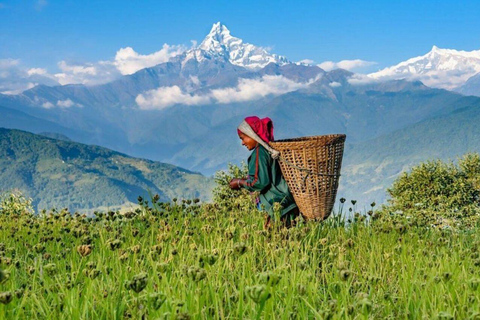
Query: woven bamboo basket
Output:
[[270, 134, 346, 220]]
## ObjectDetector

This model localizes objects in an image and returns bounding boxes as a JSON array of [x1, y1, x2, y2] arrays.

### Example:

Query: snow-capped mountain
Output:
[[182, 22, 290, 69], [368, 46, 480, 90]]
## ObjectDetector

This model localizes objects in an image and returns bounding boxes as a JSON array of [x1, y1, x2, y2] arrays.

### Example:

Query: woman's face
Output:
[[238, 132, 258, 151]]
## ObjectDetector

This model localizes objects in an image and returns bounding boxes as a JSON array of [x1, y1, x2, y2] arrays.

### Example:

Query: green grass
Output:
[[1, 197, 480, 319]]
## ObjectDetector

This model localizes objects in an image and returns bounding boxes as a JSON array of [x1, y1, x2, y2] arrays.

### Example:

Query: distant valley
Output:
[[0, 128, 213, 212]]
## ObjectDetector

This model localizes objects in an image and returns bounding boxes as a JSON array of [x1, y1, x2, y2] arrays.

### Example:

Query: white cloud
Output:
[[210, 75, 308, 104], [318, 59, 377, 72], [52, 43, 186, 85], [114, 44, 186, 75], [54, 60, 120, 86], [42, 101, 54, 109], [297, 59, 314, 65], [0, 58, 58, 94], [329, 81, 341, 87], [135, 75, 312, 110], [55, 99, 82, 108], [0, 41, 187, 91], [136, 86, 211, 110], [347, 74, 379, 85], [0, 59, 20, 69], [27, 68, 48, 76]]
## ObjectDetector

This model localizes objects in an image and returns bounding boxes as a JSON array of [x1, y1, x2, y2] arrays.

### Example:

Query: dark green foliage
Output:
[[379, 153, 480, 228]]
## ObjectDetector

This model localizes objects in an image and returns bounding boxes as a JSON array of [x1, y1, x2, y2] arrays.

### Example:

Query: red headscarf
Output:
[[237, 116, 275, 143]]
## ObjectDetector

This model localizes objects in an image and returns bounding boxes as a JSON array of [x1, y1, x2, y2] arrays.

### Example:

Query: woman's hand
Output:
[[229, 178, 244, 190]]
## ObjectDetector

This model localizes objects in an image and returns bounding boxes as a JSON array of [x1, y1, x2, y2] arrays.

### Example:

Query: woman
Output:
[[229, 116, 299, 228]]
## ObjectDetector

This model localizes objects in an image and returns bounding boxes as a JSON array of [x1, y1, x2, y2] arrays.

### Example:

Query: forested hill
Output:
[[0, 128, 213, 212]]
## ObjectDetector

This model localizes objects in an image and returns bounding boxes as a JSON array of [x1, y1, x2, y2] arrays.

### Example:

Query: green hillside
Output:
[[0, 128, 213, 212], [340, 101, 480, 204]]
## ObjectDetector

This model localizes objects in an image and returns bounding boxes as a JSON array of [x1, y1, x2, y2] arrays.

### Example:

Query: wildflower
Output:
[[346, 239, 354, 248], [83, 268, 101, 279], [437, 311, 454, 320], [199, 254, 217, 266], [126, 272, 148, 293], [44, 263, 57, 276], [370, 202, 376, 208], [176, 312, 191, 320], [258, 271, 281, 286], [340, 269, 351, 281], [340, 198, 346, 204], [469, 278, 480, 290], [130, 245, 141, 254], [119, 253, 129, 262], [187, 266, 207, 282], [0, 291, 13, 305], [149, 292, 167, 310], [443, 272, 452, 281], [357, 298, 373, 313], [246, 285, 271, 304], [77, 245, 92, 257], [107, 239, 122, 250], [0, 269, 8, 284], [151, 245, 162, 254], [33, 243, 45, 253], [233, 242, 247, 255], [297, 260, 308, 270], [14, 288, 24, 298]]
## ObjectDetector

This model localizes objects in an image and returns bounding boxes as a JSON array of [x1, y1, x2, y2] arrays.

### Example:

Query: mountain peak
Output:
[[199, 22, 235, 52], [184, 22, 290, 69], [207, 22, 231, 37], [369, 46, 480, 89]]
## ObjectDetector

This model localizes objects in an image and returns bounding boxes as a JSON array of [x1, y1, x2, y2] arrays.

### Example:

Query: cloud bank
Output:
[[114, 44, 186, 75], [0, 58, 58, 94], [318, 59, 377, 73], [0, 43, 187, 93], [136, 75, 311, 110]]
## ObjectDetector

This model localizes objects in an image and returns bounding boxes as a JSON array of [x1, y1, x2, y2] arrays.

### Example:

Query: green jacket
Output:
[[243, 145, 297, 219]]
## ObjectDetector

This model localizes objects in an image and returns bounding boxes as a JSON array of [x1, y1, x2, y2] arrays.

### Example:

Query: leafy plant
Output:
[[379, 153, 480, 228]]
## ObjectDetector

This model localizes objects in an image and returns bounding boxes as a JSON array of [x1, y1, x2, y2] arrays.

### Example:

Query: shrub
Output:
[[0, 190, 34, 216], [212, 163, 256, 211], [379, 153, 480, 228]]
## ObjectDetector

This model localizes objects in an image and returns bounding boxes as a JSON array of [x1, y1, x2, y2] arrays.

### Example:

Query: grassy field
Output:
[[1, 187, 480, 320]]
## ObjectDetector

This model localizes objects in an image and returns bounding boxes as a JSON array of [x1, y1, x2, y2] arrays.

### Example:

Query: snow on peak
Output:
[[183, 22, 290, 69], [368, 46, 480, 89]]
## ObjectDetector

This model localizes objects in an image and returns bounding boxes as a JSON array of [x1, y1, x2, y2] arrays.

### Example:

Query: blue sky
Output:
[[1, 0, 480, 80]]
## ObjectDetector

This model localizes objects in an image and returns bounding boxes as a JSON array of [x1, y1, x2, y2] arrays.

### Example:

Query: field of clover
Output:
[[1, 157, 480, 320]]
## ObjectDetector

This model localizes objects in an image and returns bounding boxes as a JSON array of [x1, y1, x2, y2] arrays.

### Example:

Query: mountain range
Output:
[[368, 45, 480, 94], [1, 22, 480, 207]]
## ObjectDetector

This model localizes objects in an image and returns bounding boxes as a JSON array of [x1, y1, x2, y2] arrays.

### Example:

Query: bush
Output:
[[379, 153, 480, 228], [0, 190, 34, 216], [212, 163, 257, 212]]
